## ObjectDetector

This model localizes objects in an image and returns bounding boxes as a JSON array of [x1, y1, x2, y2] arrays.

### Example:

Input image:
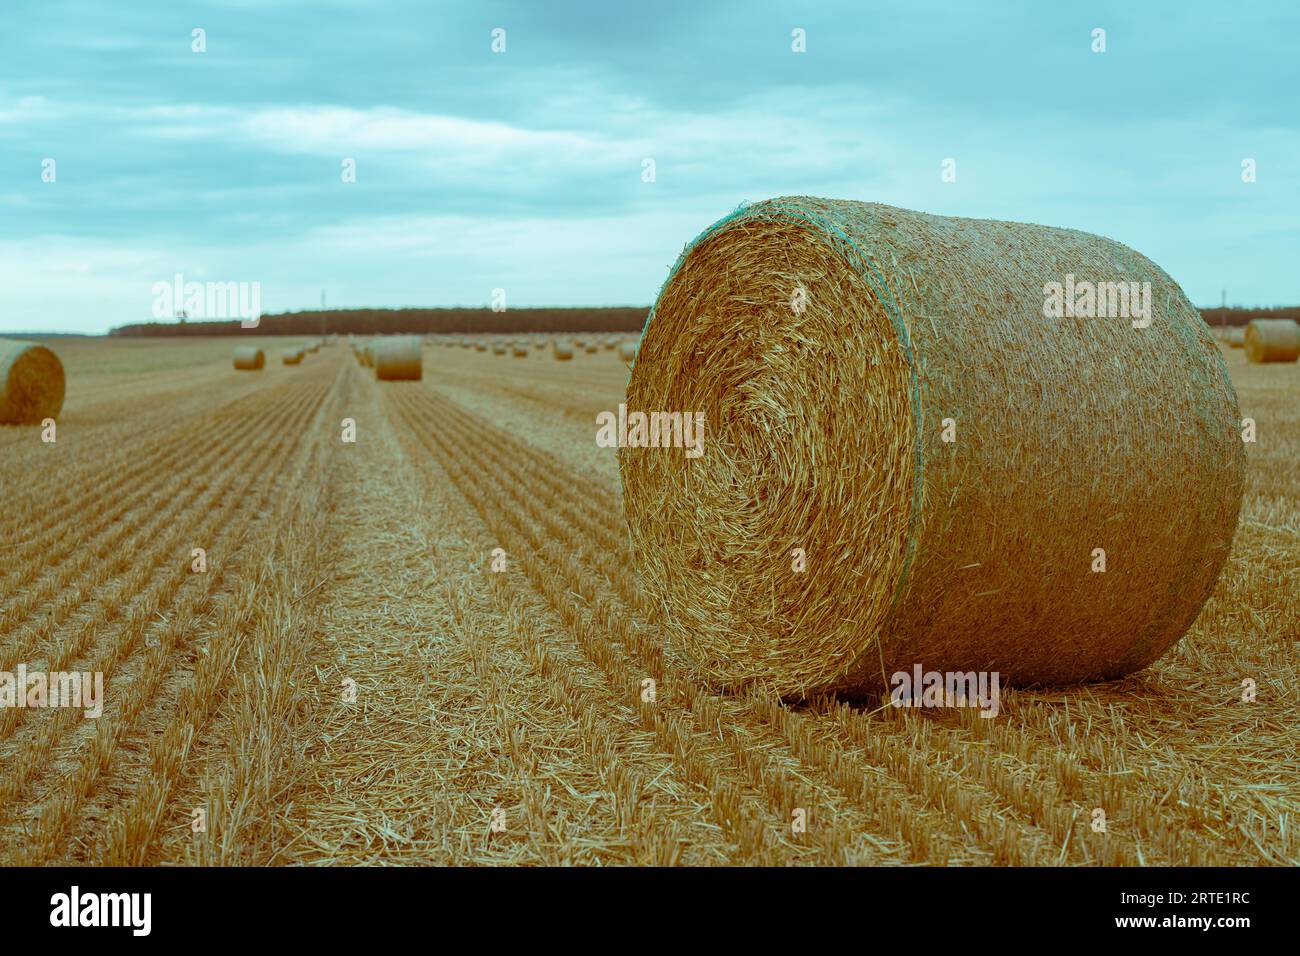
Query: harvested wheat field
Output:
[[0, 334, 1295, 867]]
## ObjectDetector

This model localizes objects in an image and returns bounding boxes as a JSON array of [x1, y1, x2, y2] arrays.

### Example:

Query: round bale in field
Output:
[[621, 197, 1246, 698], [0, 338, 65, 425], [552, 340, 574, 361], [282, 349, 305, 366], [233, 345, 265, 371], [373, 335, 423, 381], [512, 343, 529, 357], [617, 340, 638, 363], [1244, 319, 1300, 363]]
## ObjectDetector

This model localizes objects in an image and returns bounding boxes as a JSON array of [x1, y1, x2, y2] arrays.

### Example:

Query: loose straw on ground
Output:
[[620, 197, 1246, 698], [0, 338, 65, 425]]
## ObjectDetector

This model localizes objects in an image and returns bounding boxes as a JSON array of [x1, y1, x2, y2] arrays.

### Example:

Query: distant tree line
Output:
[[107, 303, 1297, 337], [1199, 305, 1300, 328], [109, 307, 649, 337]]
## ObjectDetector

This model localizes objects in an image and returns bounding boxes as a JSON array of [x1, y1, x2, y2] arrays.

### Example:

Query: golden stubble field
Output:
[[0, 334, 1295, 866]]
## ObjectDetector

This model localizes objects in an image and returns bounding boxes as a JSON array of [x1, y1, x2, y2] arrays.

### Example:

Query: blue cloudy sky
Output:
[[2, 0, 1298, 333]]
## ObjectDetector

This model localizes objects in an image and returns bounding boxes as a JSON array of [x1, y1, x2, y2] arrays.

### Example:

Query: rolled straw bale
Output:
[[534, 341, 546, 350], [584, 343, 599, 354], [512, 343, 529, 357], [232, 346, 265, 371], [0, 338, 65, 425], [553, 340, 574, 361], [617, 341, 638, 363], [373, 335, 423, 381], [282, 349, 305, 366], [621, 197, 1246, 697], [1227, 327, 1244, 348], [1243, 319, 1300, 363], [603, 339, 617, 350]]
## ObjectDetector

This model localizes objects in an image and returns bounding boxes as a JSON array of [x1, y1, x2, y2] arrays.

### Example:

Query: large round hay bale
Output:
[[621, 197, 1246, 697], [1227, 327, 1245, 348], [617, 341, 638, 363], [282, 349, 305, 366], [584, 343, 599, 354], [492, 342, 507, 355], [553, 340, 574, 361], [373, 335, 423, 381], [512, 343, 529, 357], [1243, 319, 1300, 363], [232, 346, 265, 371], [0, 338, 65, 425]]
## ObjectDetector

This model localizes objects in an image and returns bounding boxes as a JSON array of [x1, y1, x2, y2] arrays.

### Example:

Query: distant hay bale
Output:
[[492, 342, 507, 355], [617, 341, 638, 362], [373, 335, 423, 381], [512, 343, 529, 357], [621, 197, 1246, 698], [475, 341, 488, 352], [282, 349, 305, 366], [534, 341, 546, 350], [584, 343, 599, 353], [0, 338, 65, 425], [361, 343, 376, 367], [1228, 327, 1245, 348], [603, 339, 616, 350], [553, 340, 574, 360], [232, 346, 265, 371], [1244, 319, 1300, 363]]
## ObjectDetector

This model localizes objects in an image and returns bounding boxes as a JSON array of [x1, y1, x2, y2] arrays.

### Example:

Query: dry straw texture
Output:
[[232, 346, 265, 371], [621, 197, 1246, 698], [373, 335, 423, 381], [0, 338, 65, 425], [553, 340, 574, 361], [1244, 318, 1300, 363]]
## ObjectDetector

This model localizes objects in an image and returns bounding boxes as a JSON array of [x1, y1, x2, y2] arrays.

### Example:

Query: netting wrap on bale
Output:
[[1244, 319, 1300, 363], [0, 338, 65, 425], [374, 336, 423, 381], [620, 197, 1246, 698], [232, 346, 265, 371]]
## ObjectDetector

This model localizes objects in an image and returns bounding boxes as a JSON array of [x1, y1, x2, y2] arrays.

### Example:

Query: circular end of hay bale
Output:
[[621, 197, 1246, 698], [0, 339, 65, 425], [1244, 319, 1300, 363], [232, 345, 265, 371], [373, 336, 423, 381]]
